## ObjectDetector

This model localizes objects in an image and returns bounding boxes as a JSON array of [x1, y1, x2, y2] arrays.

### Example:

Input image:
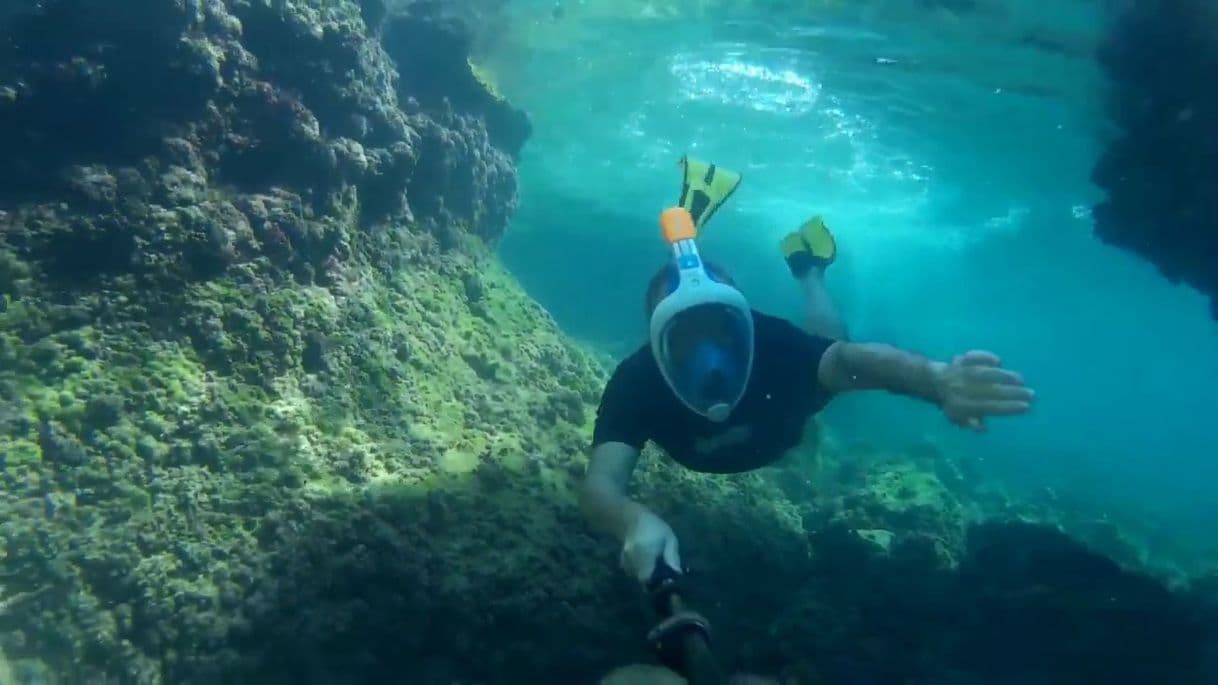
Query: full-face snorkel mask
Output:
[[650, 207, 755, 423]]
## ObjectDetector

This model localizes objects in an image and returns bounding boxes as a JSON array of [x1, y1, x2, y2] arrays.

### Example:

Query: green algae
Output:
[[0, 201, 619, 676], [1, 438, 40, 468]]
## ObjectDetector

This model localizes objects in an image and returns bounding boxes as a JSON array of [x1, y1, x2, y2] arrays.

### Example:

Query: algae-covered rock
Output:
[[0, 0, 555, 681]]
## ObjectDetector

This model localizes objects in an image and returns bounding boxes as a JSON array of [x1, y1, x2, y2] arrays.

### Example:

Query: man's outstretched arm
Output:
[[817, 342, 1035, 431]]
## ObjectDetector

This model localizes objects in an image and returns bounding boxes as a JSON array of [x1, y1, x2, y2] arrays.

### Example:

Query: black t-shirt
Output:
[[592, 310, 836, 474]]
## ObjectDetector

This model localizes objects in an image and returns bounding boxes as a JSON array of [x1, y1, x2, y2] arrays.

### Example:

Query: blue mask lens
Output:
[[682, 340, 735, 398], [657, 302, 751, 419]]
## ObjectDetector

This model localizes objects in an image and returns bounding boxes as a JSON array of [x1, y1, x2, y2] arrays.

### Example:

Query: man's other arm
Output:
[[817, 341, 1035, 431]]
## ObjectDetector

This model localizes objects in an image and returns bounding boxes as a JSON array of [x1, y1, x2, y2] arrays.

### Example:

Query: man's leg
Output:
[[800, 266, 848, 340], [782, 216, 849, 341]]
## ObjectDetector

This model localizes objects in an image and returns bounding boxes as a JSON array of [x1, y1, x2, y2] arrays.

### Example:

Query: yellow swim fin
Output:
[[781, 215, 836, 278], [800, 216, 836, 262], [780, 232, 807, 260], [677, 155, 742, 228]]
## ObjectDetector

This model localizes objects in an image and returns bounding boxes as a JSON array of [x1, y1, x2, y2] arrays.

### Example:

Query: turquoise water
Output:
[[494, 3, 1218, 560]]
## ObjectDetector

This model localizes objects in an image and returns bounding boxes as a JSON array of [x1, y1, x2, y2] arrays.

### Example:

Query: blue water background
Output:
[[491, 2, 1218, 560]]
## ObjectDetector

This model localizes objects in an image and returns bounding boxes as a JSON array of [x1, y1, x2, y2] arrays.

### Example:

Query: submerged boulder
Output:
[[1092, 0, 1218, 319]]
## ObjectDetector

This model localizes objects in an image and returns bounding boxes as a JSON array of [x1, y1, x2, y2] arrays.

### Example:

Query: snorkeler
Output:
[[581, 155, 1037, 590]]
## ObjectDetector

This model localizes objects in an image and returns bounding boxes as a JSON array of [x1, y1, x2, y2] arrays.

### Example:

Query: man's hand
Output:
[[933, 350, 1034, 432], [621, 509, 682, 584]]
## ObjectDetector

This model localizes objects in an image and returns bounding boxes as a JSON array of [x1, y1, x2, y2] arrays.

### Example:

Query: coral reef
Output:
[[1092, 0, 1218, 319]]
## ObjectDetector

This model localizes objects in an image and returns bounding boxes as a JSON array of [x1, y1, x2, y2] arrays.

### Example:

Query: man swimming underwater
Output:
[[581, 155, 1036, 589]]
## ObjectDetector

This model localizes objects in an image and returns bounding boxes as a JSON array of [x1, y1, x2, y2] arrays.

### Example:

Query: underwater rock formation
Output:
[[1092, 0, 1218, 319], [0, 0, 524, 251], [0, 0, 570, 680], [776, 520, 1215, 685]]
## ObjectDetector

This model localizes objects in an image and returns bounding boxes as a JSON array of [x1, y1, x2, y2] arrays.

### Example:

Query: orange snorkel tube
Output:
[[660, 206, 698, 244], [659, 206, 704, 277]]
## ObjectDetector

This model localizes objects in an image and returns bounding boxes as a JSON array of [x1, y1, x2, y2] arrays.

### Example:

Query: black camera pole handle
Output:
[[644, 560, 727, 685]]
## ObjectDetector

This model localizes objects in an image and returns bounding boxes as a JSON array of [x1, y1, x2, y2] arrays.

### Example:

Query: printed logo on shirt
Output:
[[694, 424, 753, 455]]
